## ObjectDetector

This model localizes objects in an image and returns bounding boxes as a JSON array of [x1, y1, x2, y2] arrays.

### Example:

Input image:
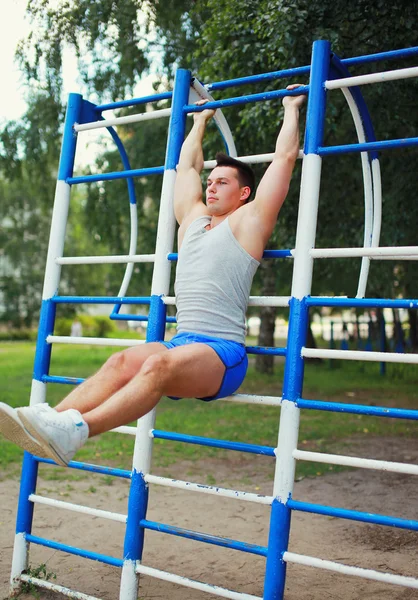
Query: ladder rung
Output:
[[136, 564, 263, 600], [19, 576, 101, 600], [152, 430, 276, 456], [47, 335, 146, 347], [29, 494, 127, 522], [56, 254, 155, 265], [145, 474, 273, 505], [141, 519, 267, 556]]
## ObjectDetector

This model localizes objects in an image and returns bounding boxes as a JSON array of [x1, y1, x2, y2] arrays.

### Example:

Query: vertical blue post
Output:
[[263, 298, 309, 600], [11, 94, 83, 593], [120, 70, 191, 600], [58, 93, 83, 181], [15, 453, 39, 537], [34, 93, 83, 385], [263, 40, 331, 600], [164, 69, 192, 172]]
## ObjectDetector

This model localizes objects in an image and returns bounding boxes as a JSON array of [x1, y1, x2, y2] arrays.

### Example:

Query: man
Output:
[[0, 85, 306, 466]]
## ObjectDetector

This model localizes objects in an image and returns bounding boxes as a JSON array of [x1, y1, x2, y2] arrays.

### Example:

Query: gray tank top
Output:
[[175, 215, 260, 344]]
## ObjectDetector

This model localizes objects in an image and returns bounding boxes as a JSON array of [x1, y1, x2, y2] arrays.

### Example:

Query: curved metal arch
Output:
[[189, 78, 238, 157], [101, 125, 140, 321], [329, 54, 382, 298]]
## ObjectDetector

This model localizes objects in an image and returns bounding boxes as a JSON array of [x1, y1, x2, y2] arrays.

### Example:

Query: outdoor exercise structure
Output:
[[9, 40, 418, 600]]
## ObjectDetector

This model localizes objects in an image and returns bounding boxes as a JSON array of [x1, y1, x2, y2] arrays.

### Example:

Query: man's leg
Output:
[[55, 342, 168, 414], [14, 343, 225, 465], [83, 343, 225, 435]]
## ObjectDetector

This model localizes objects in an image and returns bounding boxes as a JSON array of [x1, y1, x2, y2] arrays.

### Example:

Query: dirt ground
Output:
[[1, 436, 417, 600]]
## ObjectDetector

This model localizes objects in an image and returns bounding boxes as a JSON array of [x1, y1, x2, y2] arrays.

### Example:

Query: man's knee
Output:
[[140, 353, 172, 380], [104, 350, 135, 380]]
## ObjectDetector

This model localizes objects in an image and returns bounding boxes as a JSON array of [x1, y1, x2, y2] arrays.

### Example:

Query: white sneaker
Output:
[[17, 405, 89, 467], [0, 402, 49, 459]]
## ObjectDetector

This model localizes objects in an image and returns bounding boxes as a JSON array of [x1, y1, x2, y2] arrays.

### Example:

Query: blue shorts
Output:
[[160, 332, 248, 401]]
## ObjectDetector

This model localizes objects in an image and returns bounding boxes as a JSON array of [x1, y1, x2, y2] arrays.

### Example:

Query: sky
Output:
[[0, 0, 158, 164], [0, 0, 32, 122]]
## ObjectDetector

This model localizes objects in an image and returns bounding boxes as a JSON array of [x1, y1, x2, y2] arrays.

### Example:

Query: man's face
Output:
[[205, 166, 245, 214]]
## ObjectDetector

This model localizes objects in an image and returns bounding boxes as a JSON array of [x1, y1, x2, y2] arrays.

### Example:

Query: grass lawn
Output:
[[0, 341, 416, 480]]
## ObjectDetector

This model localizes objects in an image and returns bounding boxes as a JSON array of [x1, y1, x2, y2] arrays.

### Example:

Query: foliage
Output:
[[18, 563, 57, 599], [0, 94, 60, 326], [1, 0, 417, 355], [54, 315, 118, 336], [0, 329, 36, 341]]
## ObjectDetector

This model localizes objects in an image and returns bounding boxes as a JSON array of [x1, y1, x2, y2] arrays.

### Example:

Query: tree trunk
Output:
[[408, 309, 418, 350], [378, 307, 388, 352], [306, 312, 317, 349], [255, 261, 276, 374]]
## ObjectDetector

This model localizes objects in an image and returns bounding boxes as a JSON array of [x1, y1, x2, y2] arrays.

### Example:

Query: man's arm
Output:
[[249, 85, 306, 242], [174, 103, 215, 226]]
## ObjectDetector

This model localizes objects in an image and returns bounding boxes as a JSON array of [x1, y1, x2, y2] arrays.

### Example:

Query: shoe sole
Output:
[[17, 410, 69, 468], [0, 404, 48, 459]]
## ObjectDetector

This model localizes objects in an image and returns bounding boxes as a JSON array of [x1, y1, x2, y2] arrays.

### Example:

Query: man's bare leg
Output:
[[10, 343, 225, 466], [55, 342, 168, 415], [83, 343, 226, 436]]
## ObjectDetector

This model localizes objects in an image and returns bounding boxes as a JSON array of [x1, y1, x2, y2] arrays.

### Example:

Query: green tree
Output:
[[5, 0, 417, 356]]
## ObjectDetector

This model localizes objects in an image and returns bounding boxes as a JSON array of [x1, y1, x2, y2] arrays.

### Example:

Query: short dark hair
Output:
[[215, 152, 256, 201]]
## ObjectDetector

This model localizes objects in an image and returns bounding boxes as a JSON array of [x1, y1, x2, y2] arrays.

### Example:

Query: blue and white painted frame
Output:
[[9, 39, 418, 600]]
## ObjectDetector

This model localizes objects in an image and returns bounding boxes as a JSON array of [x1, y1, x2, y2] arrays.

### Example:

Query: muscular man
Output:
[[0, 86, 305, 466]]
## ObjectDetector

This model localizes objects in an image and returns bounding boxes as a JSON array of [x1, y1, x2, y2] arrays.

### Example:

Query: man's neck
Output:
[[208, 209, 237, 229]]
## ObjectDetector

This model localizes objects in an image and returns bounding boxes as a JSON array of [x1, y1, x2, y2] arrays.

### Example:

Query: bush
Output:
[[54, 318, 73, 336], [0, 316, 119, 341], [54, 315, 117, 338], [91, 315, 117, 337], [0, 329, 35, 341]]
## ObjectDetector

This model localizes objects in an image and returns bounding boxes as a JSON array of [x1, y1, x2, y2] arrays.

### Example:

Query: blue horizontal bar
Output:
[[96, 92, 173, 112], [263, 249, 293, 258], [67, 166, 164, 185], [318, 137, 418, 156], [43, 375, 84, 385], [89, 47, 417, 116], [26, 534, 124, 567], [141, 519, 267, 556], [205, 47, 418, 93], [207, 66, 311, 91], [288, 499, 418, 531], [296, 398, 418, 420], [36, 457, 132, 478], [152, 430, 275, 456], [184, 86, 309, 113], [52, 296, 151, 305], [246, 346, 287, 356], [110, 313, 150, 322], [343, 46, 418, 67], [168, 249, 292, 262], [306, 297, 418, 309]]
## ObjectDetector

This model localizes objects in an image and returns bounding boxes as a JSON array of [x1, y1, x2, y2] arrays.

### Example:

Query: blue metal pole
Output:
[[11, 93, 83, 594], [120, 69, 191, 599], [263, 40, 331, 600]]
